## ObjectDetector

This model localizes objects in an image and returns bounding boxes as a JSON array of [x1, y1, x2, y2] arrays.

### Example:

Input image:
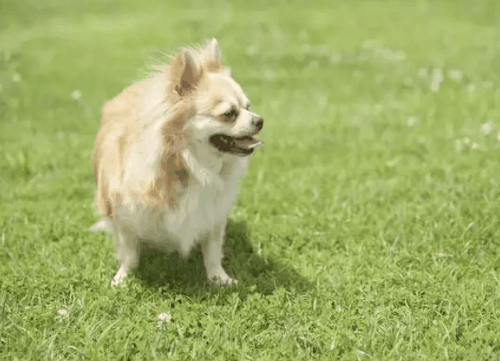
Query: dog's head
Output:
[[165, 39, 264, 157]]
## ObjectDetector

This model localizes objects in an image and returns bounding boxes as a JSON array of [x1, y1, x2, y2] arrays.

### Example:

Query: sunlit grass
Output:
[[1, 0, 499, 360]]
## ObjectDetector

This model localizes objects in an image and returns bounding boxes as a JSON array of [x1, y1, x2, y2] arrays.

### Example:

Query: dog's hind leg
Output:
[[111, 225, 140, 286]]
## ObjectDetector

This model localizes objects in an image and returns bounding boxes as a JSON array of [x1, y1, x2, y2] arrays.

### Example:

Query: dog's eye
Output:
[[223, 109, 238, 123]]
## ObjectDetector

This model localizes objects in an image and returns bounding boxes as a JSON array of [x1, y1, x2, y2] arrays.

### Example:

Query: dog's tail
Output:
[[89, 218, 112, 234]]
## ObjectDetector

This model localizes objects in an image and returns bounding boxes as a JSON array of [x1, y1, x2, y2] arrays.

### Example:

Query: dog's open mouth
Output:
[[209, 134, 264, 156]]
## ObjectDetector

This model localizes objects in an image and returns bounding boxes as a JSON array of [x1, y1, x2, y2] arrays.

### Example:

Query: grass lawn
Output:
[[1, 0, 500, 359]]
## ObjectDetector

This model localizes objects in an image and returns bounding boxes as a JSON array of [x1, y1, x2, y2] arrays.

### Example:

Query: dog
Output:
[[89, 39, 264, 286]]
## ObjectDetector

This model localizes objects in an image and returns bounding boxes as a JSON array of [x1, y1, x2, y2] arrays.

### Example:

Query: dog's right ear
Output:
[[169, 49, 203, 96]]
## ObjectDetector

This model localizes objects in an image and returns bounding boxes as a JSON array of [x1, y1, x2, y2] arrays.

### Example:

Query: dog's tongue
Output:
[[233, 136, 264, 150]]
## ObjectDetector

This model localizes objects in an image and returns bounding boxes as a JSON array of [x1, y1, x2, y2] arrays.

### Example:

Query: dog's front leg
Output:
[[203, 221, 237, 286]]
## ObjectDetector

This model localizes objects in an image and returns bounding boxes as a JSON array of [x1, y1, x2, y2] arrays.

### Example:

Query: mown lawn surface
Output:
[[1, 0, 499, 360]]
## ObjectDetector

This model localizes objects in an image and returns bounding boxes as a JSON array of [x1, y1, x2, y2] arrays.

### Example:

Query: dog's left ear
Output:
[[204, 38, 221, 60]]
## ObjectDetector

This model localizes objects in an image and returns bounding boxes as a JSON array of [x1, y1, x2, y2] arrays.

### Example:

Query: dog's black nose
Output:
[[253, 117, 264, 130]]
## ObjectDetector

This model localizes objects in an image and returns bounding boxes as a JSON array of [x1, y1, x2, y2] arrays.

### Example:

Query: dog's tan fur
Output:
[[93, 82, 143, 217]]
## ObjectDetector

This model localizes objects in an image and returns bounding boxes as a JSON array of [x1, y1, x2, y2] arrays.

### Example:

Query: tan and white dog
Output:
[[89, 39, 264, 286]]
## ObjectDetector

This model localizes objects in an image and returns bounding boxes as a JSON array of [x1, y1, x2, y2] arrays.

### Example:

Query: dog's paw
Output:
[[111, 267, 129, 286], [89, 219, 111, 233], [209, 273, 239, 287]]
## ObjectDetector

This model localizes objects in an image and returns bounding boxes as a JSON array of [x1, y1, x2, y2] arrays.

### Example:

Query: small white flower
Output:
[[481, 123, 491, 135], [71, 90, 82, 100], [157, 313, 171, 323], [330, 340, 336, 350], [12, 73, 21, 83], [471, 142, 479, 149], [430, 68, 443, 92], [448, 69, 463, 82], [463, 137, 470, 145], [58, 309, 68, 317], [467, 84, 476, 92], [407, 116, 418, 127]]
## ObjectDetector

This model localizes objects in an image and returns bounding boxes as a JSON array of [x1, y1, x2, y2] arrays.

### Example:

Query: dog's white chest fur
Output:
[[118, 151, 248, 256]]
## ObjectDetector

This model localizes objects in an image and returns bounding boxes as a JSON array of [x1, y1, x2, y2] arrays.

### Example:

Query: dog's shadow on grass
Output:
[[134, 219, 311, 298]]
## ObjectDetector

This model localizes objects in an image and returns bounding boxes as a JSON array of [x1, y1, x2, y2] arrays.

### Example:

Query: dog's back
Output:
[[93, 82, 145, 217]]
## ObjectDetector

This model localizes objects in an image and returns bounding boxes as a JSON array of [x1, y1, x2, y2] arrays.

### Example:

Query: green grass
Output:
[[1, 0, 500, 359]]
